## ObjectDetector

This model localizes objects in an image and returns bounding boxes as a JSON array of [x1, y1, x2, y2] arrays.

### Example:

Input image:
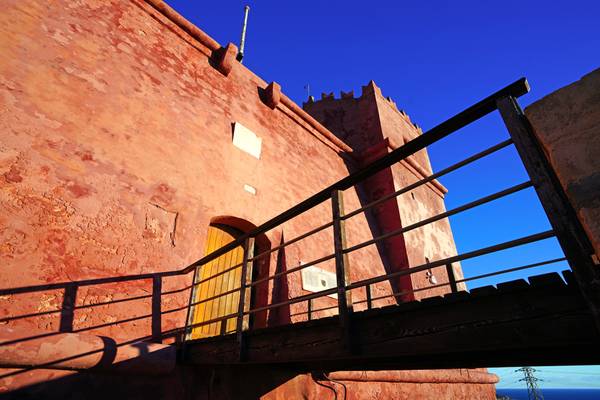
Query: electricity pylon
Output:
[[516, 367, 544, 400]]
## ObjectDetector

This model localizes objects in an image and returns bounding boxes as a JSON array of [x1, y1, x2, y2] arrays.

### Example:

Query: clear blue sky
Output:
[[493, 366, 600, 389], [165, 0, 599, 389]]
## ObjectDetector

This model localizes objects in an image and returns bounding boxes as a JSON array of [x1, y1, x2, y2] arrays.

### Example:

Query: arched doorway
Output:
[[188, 218, 271, 339]]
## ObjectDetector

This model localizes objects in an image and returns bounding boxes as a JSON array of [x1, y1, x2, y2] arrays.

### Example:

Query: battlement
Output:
[[303, 80, 422, 133]]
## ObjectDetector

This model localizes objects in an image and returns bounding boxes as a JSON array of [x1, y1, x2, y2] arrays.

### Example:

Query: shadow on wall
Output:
[[0, 348, 184, 400], [0, 273, 296, 399], [0, 271, 188, 395], [0, 271, 188, 349], [0, 269, 254, 395], [0, 275, 298, 400], [267, 234, 292, 327], [0, 358, 301, 400], [342, 153, 415, 304], [0, 215, 296, 398]]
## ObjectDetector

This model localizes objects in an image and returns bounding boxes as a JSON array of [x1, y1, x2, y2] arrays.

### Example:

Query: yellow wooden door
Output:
[[190, 224, 244, 339]]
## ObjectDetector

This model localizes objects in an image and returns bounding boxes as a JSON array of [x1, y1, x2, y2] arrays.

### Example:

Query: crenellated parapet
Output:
[[303, 80, 423, 134], [302, 79, 438, 194]]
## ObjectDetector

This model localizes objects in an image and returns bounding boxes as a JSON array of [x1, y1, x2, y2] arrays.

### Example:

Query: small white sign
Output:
[[232, 122, 262, 159], [244, 184, 256, 195], [301, 265, 338, 299]]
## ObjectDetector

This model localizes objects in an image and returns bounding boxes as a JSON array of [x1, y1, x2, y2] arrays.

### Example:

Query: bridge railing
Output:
[[181, 78, 598, 357], [2, 78, 594, 372]]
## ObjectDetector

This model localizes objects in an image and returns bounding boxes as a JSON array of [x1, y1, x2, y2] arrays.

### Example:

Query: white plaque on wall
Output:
[[232, 122, 262, 159], [301, 265, 338, 299]]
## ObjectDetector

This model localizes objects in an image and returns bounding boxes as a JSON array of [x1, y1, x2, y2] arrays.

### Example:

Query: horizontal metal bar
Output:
[[0, 280, 192, 321], [245, 230, 554, 316], [343, 139, 514, 220], [248, 221, 333, 263], [304, 304, 338, 315], [186, 312, 238, 330], [246, 287, 338, 315], [361, 257, 567, 303], [346, 230, 555, 291], [160, 304, 189, 315], [0, 270, 186, 296], [290, 305, 338, 318], [281, 257, 568, 319], [459, 257, 567, 284], [162, 284, 194, 296], [249, 253, 335, 288], [193, 260, 244, 287], [344, 180, 533, 255], [1, 287, 185, 323], [177, 79, 530, 275], [355, 257, 569, 305], [188, 286, 242, 308]]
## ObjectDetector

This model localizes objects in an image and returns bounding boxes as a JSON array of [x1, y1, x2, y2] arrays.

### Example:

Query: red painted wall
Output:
[[0, 0, 493, 398]]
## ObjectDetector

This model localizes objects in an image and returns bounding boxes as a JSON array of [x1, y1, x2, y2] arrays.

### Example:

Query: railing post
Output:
[[366, 284, 373, 310], [236, 236, 255, 361], [307, 298, 313, 321], [180, 267, 199, 362], [497, 96, 600, 332], [331, 189, 354, 352], [446, 263, 458, 293], [151, 276, 163, 343]]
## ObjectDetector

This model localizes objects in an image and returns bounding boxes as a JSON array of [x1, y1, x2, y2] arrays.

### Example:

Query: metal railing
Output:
[[2, 77, 596, 371], [179, 76, 599, 359]]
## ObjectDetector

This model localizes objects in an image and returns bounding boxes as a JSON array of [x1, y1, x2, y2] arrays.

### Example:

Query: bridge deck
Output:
[[183, 271, 600, 371]]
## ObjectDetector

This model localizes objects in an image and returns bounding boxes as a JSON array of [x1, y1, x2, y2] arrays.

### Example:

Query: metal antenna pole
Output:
[[237, 5, 250, 62], [516, 367, 545, 400]]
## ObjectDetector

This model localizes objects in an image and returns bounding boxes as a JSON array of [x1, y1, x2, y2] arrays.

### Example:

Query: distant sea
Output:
[[496, 389, 600, 400]]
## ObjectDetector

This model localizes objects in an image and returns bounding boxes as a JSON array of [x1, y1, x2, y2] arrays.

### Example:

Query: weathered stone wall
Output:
[[525, 68, 600, 258], [0, 0, 495, 397], [263, 370, 498, 400], [0, 0, 374, 346]]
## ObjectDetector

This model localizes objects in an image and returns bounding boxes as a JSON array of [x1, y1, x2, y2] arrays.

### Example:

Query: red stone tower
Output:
[[303, 81, 463, 300]]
